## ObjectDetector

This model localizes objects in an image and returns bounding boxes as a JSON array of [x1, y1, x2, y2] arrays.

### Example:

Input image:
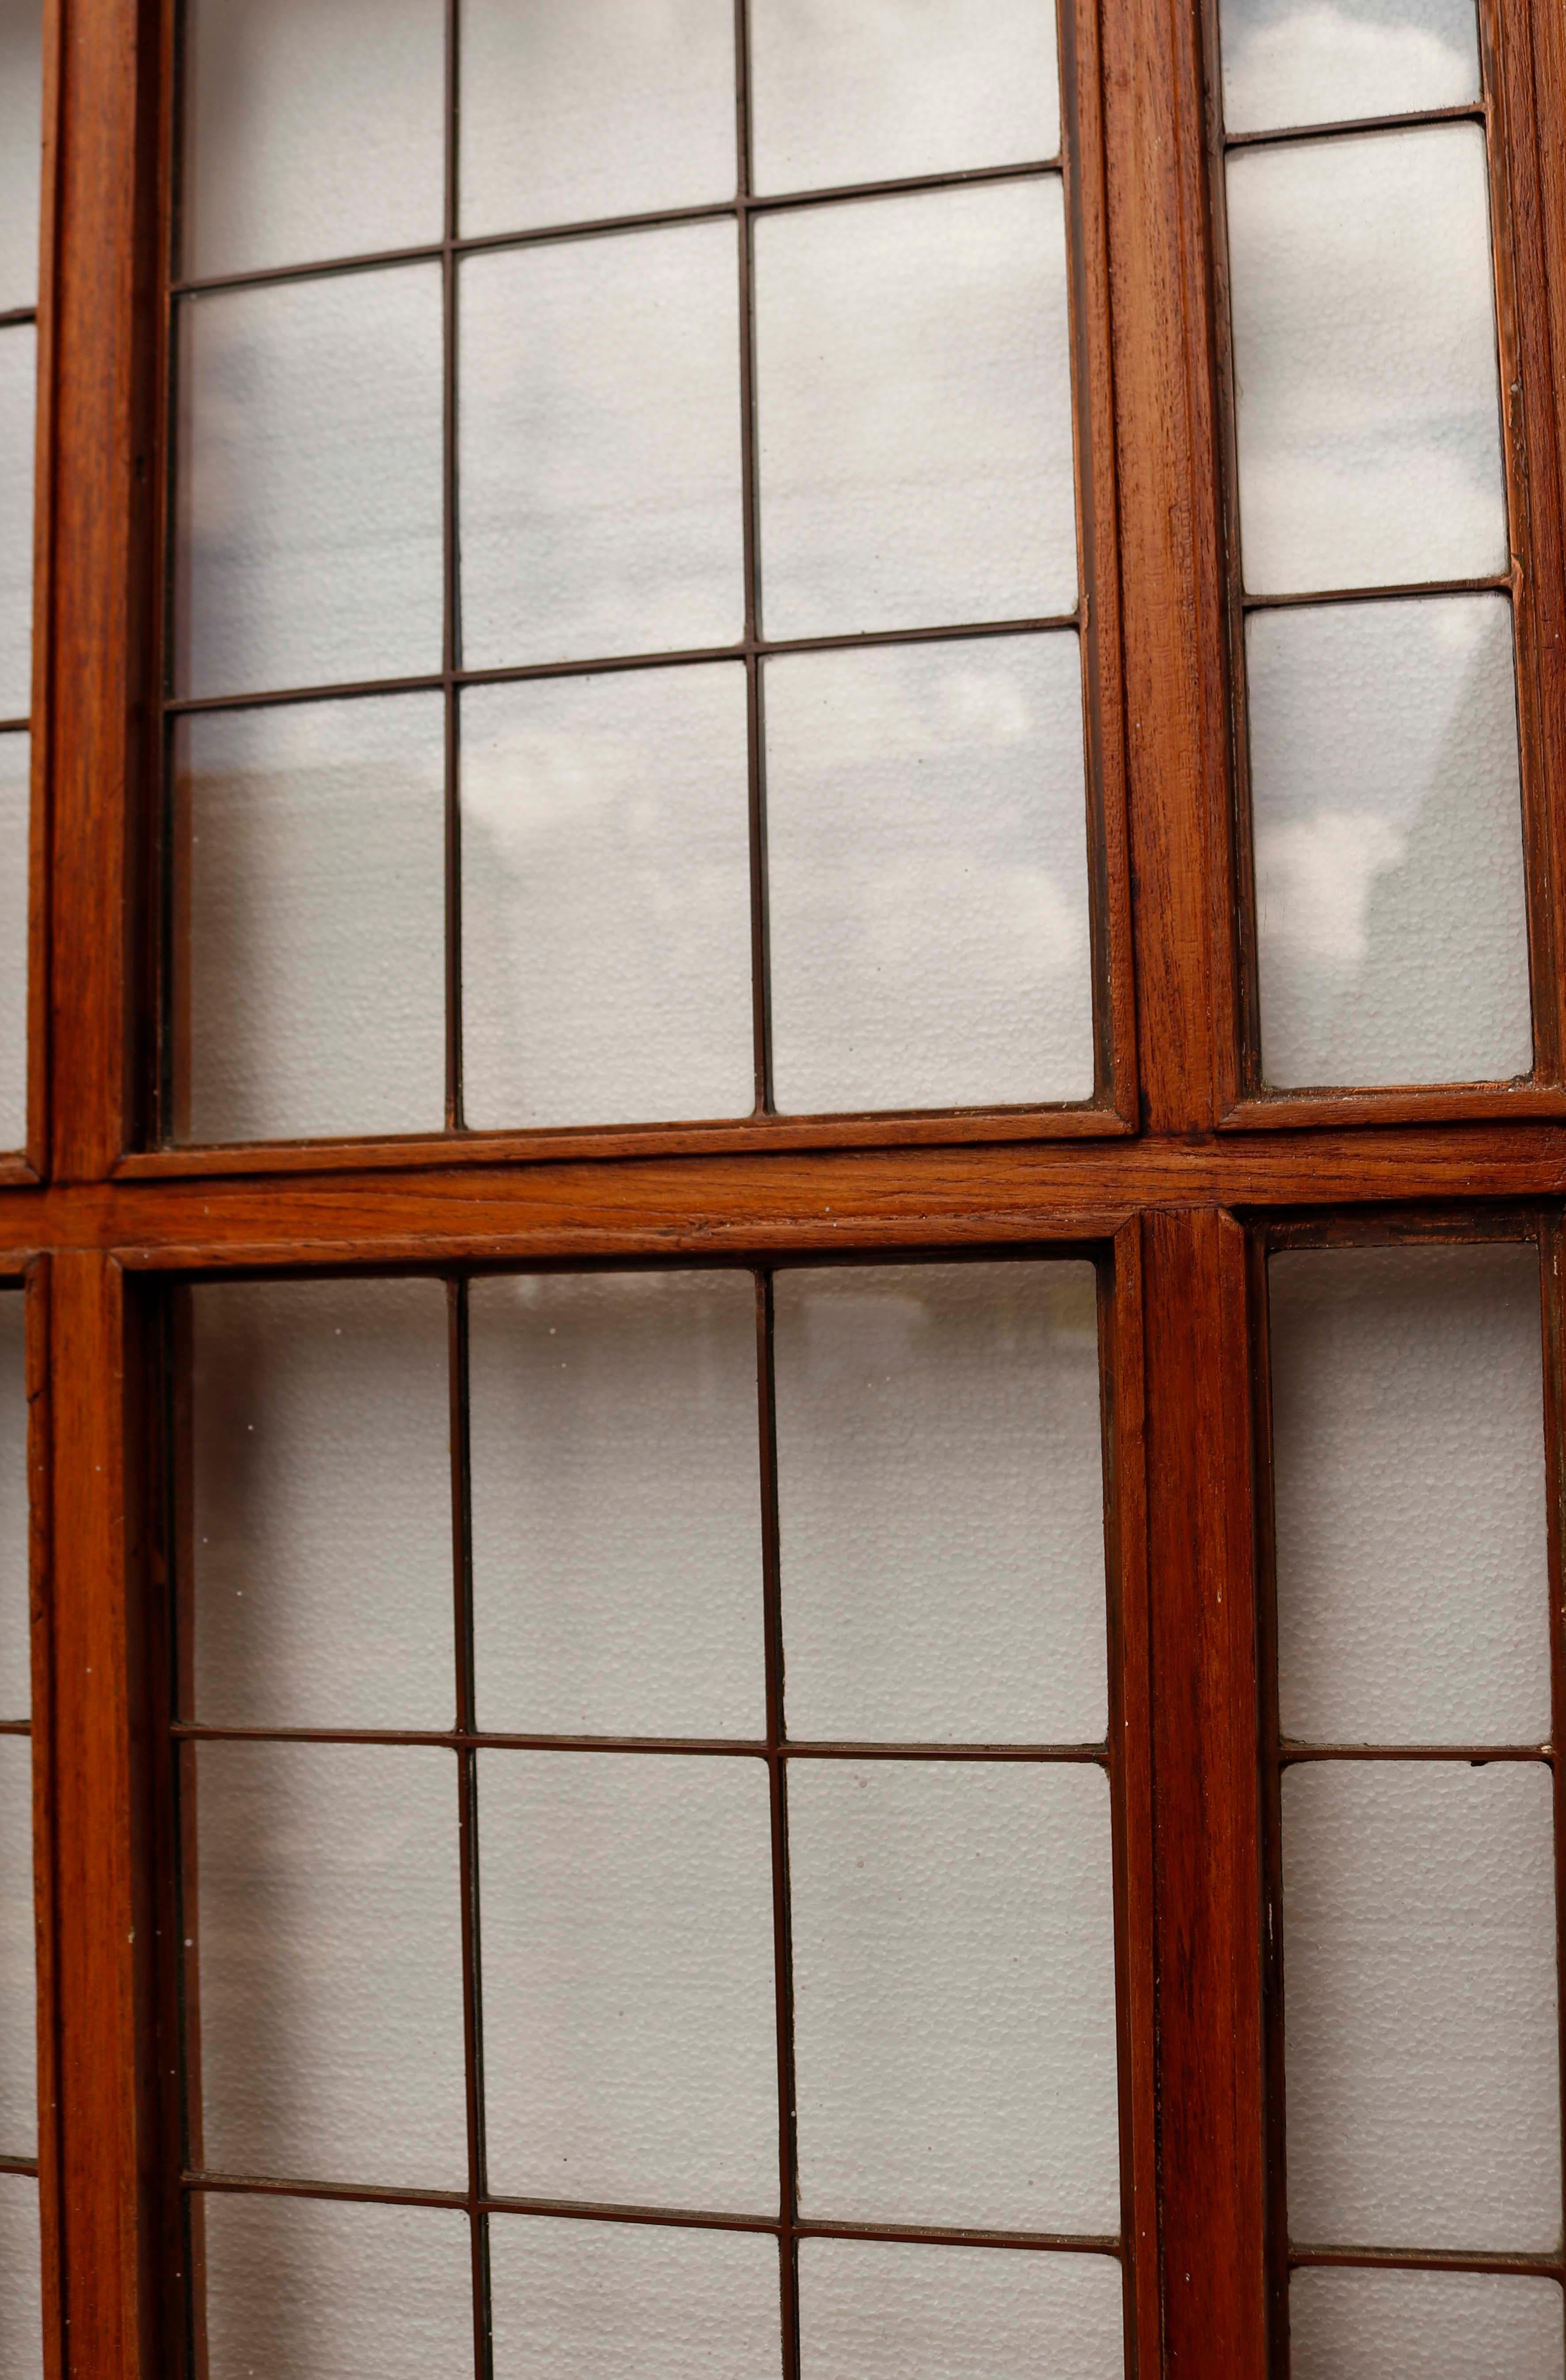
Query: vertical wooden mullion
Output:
[[1142, 1208, 1267, 2375], [26, 1257, 63, 2380]]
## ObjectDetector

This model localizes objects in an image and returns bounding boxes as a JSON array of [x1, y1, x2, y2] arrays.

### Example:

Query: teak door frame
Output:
[[6, 0, 1566, 2373]]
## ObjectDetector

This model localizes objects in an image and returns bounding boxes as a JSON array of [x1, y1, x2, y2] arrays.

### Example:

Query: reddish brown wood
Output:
[[23, 0, 61, 1184], [25, 1259, 62, 2380], [1142, 1209, 1267, 2374]]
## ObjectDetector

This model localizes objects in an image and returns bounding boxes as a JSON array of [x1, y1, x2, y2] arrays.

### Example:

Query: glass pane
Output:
[[174, 267, 443, 698], [765, 634, 1093, 1113], [489, 2217, 780, 2380], [1220, 0, 1479, 136], [0, 736, 25, 1149], [460, 0, 735, 237], [1250, 595, 1531, 1088], [189, 1279, 453, 1731], [789, 1762, 1118, 2229], [1269, 1245, 1548, 1747], [459, 666, 754, 1130], [798, 2239, 1124, 2380], [181, 0, 444, 280], [0, 0, 42, 311], [480, 1752, 776, 2209], [749, 0, 1060, 195], [1290, 2266, 1565, 2380], [755, 180, 1076, 640], [0, 324, 35, 717], [175, 693, 446, 1144], [0, 1737, 33, 2161], [0, 2173, 40, 2374], [773, 1263, 1106, 1744], [1282, 1761, 1560, 2249], [1227, 125, 1505, 594], [0, 1294, 25, 1720], [194, 1742, 467, 2188], [202, 2194, 472, 2380], [459, 224, 743, 670], [469, 1272, 765, 1739]]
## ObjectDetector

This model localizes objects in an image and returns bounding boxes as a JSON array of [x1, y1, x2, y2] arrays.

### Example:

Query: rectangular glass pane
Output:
[[460, 0, 736, 237], [749, 0, 1060, 194], [0, 1293, 26, 1720], [0, 1737, 33, 2160], [181, 0, 444, 280], [798, 2239, 1124, 2380], [789, 1762, 1118, 2229], [0, 0, 42, 310], [175, 693, 446, 1143], [1290, 2265, 1565, 2380], [194, 1741, 467, 2187], [459, 666, 754, 1130], [0, 324, 35, 718], [479, 1751, 777, 2209], [489, 2217, 780, 2380], [1282, 1761, 1559, 2249], [459, 224, 743, 670], [1250, 594, 1531, 1088], [773, 1262, 1106, 1744], [174, 267, 443, 698], [189, 1279, 453, 1730], [1269, 1243, 1548, 1747], [1220, 0, 1479, 136], [0, 736, 25, 1150], [754, 180, 1076, 640], [765, 633, 1093, 1113], [202, 2193, 472, 2380], [469, 1272, 765, 1739], [0, 2173, 40, 2373], [1227, 125, 1505, 594]]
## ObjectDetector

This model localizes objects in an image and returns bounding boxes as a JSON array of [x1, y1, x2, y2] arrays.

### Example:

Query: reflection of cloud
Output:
[[1257, 810, 1406, 966], [1223, 1, 1475, 134]]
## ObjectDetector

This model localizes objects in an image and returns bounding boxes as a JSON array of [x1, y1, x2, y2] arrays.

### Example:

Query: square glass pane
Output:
[[1290, 2265, 1565, 2380], [459, 224, 743, 669], [750, 0, 1060, 195], [0, 2174, 40, 2374], [0, 1293, 25, 1720], [189, 1278, 453, 1731], [194, 1742, 467, 2188], [460, 666, 754, 1130], [1269, 1244, 1548, 1747], [175, 693, 446, 1144], [469, 1272, 765, 1739], [0, 0, 42, 309], [0, 1738, 33, 2161], [489, 2217, 780, 2380], [1250, 595, 1532, 1088], [0, 736, 26, 1150], [1220, 0, 1479, 136], [755, 180, 1076, 640], [789, 1762, 1119, 2230], [799, 2239, 1124, 2380], [1228, 125, 1506, 594], [181, 0, 444, 280], [174, 267, 443, 698], [202, 2194, 472, 2380], [0, 324, 35, 718], [1282, 1761, 1560, 2250], [765, 634, 1094, 1113], [774, 1262, 1106, 1744], [461, 0, 736, 237], [480, 1752, 777, 2209]]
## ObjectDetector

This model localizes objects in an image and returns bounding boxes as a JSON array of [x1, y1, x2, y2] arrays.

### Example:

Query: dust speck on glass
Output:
[[169, 0, 1101, 1147]]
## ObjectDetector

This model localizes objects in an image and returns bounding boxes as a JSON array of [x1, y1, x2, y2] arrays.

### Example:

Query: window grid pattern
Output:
[[168, 1257, 1134, 2379], [159, 0, 1112, 1142]]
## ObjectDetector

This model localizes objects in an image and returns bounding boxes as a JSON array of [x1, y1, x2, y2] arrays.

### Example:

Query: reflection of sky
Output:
[[1251, 594, 1532, 1085], [1229, 124, 1506, 594], [765, 633, 1094, 1114], [0, 0, 41, 309], [1220, 0, 1478, 134]]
